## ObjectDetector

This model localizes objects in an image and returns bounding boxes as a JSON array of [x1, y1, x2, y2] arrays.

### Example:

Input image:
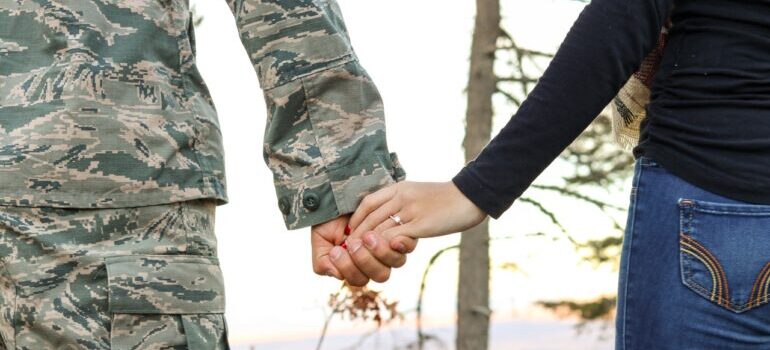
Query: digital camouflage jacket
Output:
[[0, 0, 405, 229]]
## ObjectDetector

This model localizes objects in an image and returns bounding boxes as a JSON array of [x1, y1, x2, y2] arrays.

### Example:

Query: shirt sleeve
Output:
[[451, 0, 674, 219], [225, 0, 406, 230]]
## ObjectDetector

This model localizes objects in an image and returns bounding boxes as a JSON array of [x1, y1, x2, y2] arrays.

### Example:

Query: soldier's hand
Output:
[[311, 215, 371, 287]]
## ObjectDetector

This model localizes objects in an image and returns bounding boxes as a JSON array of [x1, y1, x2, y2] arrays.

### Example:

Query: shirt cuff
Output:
[[275, 152, 406, 230], [452, 162, 511, 219]]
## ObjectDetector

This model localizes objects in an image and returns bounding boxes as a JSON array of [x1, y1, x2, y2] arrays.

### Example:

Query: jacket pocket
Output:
[[678, 198, 770, 313], [105, 255, 229, 349]]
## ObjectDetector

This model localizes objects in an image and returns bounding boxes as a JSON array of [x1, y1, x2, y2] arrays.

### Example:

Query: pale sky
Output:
[[190, 0, 628, 347]]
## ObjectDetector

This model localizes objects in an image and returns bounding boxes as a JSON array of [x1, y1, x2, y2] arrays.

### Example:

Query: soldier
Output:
[[0, 0, 414, 348]]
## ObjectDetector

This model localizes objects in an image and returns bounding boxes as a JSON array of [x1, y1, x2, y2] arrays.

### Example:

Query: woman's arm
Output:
[[348, 0, 676, 242], [454, 0, 674, 218]]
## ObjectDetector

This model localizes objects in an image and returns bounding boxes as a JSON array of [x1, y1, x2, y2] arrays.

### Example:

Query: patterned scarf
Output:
[[610, 20, 673, 151]]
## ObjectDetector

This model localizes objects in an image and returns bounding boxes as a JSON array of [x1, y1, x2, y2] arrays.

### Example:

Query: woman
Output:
[[346, 0, 770, 348]]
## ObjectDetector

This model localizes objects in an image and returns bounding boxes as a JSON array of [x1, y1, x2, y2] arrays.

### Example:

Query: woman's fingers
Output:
[[368, 217, 420, 265], [390, 235, 419, 254], [345, 237, 392, 283], [329, 246, 370, 287], [381, 223, 419, 249], [349, 185, 397, 231], [350, 199, 401, 238], [373, 212, 399, 232], [358, 231, 407, 268]]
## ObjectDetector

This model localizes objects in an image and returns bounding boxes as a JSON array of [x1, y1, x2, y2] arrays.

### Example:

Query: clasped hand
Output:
[[311, 181, 486, 286]]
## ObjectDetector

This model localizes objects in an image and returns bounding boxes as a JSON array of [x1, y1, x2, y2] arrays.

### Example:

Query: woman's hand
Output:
[[348, 181, 487, 248]]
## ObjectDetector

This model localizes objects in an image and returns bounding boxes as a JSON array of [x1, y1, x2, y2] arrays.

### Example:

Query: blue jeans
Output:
[[615, 155, 770, 349]]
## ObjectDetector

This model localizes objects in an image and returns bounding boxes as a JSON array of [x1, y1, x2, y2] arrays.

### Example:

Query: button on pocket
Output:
[[678, 198, 770, 313], [302, 192, 321, 211], [279, 196, 292, 215]]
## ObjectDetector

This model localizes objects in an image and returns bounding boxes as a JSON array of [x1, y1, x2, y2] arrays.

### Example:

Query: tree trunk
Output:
[[457, 0, 500, 349]]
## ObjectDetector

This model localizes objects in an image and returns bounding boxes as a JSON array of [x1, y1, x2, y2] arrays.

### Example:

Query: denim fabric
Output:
[[615, 155, 770, 349]]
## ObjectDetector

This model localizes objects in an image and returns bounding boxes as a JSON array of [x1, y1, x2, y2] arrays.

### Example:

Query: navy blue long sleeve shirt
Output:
[[453, 0, 770, 218]]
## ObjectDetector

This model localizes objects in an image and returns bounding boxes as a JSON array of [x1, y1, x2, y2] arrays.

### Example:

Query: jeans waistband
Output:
[[638, 155, 659, 167]]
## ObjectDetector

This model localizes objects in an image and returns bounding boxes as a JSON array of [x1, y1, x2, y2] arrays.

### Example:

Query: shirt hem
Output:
[[642, 146, 770, 205], [0, 178, 229, 209]]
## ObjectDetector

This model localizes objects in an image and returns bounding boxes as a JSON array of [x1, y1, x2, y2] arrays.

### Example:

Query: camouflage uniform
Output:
[[0, 0, 404, 348], [0, 199, 227, 349]]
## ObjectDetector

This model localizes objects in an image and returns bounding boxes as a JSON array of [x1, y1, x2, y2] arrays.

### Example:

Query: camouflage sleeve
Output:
[[225, 0, 406, 230]]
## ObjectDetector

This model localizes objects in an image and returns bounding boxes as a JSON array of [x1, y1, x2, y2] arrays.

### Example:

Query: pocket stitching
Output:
[[680, 242, 746, 310], [747, 263, 770, 309], [680, 233, 732, 308], [678, 199, 770, 312], [685, 198, 770, 215]]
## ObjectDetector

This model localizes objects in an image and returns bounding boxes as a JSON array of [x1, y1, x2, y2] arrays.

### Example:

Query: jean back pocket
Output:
[[679, 198, 770, 313]]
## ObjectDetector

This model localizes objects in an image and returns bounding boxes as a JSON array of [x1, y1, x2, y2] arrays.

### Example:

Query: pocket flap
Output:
[[106, 255, 225, 314]]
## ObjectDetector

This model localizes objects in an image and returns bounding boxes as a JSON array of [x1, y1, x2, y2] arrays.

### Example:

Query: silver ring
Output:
[[389, 214, 403, 225]]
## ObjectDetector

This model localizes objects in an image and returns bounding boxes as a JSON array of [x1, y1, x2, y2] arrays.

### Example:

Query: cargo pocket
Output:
[[105, 255, 229, 349], [678, 198, 770, 313]]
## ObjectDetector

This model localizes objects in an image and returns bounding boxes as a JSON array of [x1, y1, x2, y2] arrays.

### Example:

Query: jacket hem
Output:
[[0, 177, 228, 209]]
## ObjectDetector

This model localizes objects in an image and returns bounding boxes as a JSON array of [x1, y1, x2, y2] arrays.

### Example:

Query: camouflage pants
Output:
[[0, 199, 229, 350]]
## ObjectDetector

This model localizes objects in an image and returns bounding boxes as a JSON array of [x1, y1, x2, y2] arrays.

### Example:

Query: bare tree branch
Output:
[[530, 184, 626, 211]]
